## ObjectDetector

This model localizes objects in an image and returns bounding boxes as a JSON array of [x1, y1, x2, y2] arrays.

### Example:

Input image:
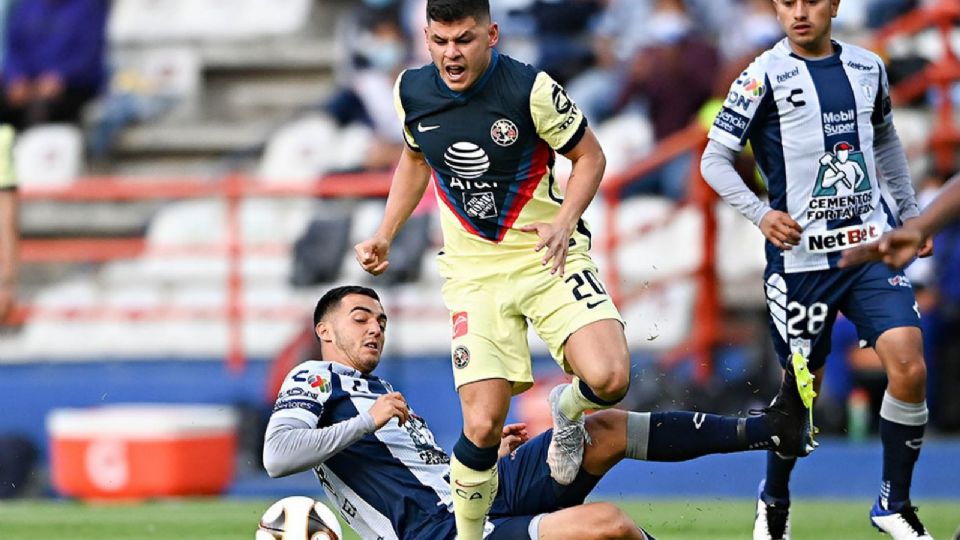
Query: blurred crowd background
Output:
[[0, 0, 958, 501]]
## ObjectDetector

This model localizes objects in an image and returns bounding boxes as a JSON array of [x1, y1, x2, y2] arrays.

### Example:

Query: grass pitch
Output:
[[0, 498, 956, 539]]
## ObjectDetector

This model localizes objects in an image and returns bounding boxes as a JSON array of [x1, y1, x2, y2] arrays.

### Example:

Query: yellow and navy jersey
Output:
[[394, 51, 591, 275], [0, 125, 15, 191]]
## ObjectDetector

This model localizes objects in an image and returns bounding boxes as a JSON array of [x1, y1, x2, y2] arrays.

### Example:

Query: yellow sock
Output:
[[559, 377, 609, 421], [450, 456, 498, 540]]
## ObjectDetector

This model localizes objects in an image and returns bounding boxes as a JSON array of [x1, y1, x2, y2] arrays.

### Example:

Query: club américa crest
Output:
[[490, 118, 518, 147]]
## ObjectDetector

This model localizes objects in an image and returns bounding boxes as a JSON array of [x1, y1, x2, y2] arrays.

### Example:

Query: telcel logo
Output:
[[777, 67, 799, 83]]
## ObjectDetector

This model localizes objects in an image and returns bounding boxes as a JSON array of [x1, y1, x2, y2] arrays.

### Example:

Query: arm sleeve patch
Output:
[[530, 72, 586, 152], [708, 59, 769, 152]]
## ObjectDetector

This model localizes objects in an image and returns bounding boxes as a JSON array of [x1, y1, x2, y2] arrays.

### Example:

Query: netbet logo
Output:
[[806, 223, 880, 253], [823, 109, 856, 136]]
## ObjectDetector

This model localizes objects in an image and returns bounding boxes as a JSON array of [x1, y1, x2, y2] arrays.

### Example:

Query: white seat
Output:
[[257, 115, 339, 182], [14, 125, 84, 186], [613, 197, 703, 282], [715, 203, 766, 282], [108, 0, 188, 43], [109, 0, 311, 43], [380, 283, 450, 355], [145, 198, 313, 246], [620, 279, 697, 351]]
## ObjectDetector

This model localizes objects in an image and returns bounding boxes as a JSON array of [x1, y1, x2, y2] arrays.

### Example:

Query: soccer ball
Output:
[[255, 496, 343, 540]]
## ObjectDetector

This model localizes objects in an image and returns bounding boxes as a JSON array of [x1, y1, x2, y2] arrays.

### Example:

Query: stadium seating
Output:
[[14, 125, 85, 186], [108, 0, 312, 43]]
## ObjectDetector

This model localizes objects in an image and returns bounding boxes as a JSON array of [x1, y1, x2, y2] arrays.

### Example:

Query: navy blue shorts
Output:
[[486, 428, 601, 539], [763, 261, 920, 371]]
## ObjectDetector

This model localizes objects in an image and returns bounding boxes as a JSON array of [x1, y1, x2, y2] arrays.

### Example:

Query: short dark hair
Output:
[[426, 0, 490, 23], [313, 286, 381, 328]]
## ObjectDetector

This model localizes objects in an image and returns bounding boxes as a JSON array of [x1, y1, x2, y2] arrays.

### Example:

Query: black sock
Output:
[[626, 411, 772, 462]]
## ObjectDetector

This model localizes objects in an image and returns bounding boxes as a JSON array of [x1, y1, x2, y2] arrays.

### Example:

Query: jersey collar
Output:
[[779, 38, 843, 66], [322, 360, 374, 379], [434, 49, 500, 100]]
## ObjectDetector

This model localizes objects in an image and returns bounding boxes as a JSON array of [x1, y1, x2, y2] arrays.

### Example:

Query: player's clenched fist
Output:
[[355, 236, 391, 276], [759, 210, 803, 251], [369, 392, 410, 428]]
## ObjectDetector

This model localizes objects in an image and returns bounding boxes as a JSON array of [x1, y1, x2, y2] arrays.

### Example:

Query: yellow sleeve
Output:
[[393, 70, 420, 151], [0, 125, 14, 190], [530, 72, 586, 154]]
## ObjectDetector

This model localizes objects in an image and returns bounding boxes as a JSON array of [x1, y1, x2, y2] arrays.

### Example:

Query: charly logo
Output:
[[490, 118, 518, 147], [444, 142, 490, 179]]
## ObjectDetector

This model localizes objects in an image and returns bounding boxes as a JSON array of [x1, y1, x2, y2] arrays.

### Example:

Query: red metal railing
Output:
[[599, 123, 718, 384], [8, 172, 392, 371], [874, 0, 960, 173]]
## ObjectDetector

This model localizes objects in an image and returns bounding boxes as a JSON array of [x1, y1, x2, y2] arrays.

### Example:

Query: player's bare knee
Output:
[[889, 357, 927, 388], [463, 417, 505, 447], [590, 504, 634, 539], [588, 371, 630, 403]]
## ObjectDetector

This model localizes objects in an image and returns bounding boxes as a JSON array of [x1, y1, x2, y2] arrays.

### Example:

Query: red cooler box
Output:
[[47, 404, 237, 500]]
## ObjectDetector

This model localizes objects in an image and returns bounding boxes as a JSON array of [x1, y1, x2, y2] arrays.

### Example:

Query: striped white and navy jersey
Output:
[[271, 360, 456, 540], [709, 38, 917, 273]]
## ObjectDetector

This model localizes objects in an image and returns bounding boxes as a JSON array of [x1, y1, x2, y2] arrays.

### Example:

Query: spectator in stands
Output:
[[564, 0, 653, 124], [325, 6, 408, 171], [0, 0, 108, 131], [616, 0, 719, 200], [518, 0, 604, 85], [0, 124, 16, 322]]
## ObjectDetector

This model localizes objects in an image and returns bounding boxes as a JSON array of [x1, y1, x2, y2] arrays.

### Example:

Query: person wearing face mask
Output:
[[616, 0, 719, 201], [323, 8, 410, 171]]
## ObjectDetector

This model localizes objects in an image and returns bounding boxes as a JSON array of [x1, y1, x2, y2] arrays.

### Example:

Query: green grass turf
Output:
[[0, 498, 956, 539]]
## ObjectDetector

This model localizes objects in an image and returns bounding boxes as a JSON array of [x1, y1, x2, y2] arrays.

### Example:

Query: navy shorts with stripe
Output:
[[486, 428, 601, 539], [763, 261, 920, 371]]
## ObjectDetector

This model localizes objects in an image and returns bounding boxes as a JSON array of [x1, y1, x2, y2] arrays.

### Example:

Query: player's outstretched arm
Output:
[[521, 127, 605, 276], [263, 414, 376, 477], [842, 174, 960, 269], [263, 392, 410, 477], [355, 146, 431, 276]]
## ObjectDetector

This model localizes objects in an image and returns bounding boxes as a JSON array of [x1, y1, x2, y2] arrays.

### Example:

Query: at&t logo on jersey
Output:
[[444, 142, 490, 179]]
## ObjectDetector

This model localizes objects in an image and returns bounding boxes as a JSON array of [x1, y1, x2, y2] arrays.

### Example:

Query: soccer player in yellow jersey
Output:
[[354, 1, 630, 538], [0, 125, 17, 322]]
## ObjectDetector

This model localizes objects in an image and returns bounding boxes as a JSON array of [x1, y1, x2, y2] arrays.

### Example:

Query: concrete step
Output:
[[204, 73, 336, 120], [114, 119, 276, 157], [199, 38, 338, 72]]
